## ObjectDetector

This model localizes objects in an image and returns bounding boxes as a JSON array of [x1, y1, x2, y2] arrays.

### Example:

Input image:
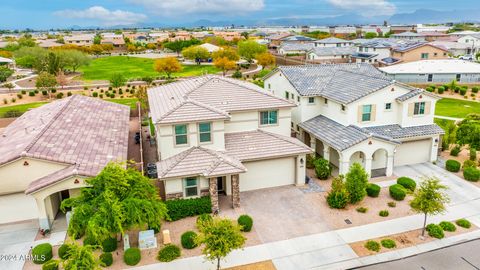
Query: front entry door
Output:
[[217, 177, 225, 195]]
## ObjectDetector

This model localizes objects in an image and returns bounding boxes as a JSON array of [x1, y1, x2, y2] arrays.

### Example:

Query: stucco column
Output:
[[231, 174, 240, 208], [430, 136, 439, 162], [338, 159, 350, 176], [365, 158, 373, 178], [295, 154, 306, 186], [310, 136, 316, 155], [386, 155, 394, 177], [36, 197, 51, 230], [209, 178, 219, 214], [323, 146, 330, 161]]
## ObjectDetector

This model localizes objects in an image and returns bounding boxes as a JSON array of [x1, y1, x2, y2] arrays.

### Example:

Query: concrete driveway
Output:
[[239, 185, 331, 243], [0, 221, 38, 270]]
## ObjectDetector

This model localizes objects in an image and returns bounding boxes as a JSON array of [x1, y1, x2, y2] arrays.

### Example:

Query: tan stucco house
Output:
[[148, 76, 312, 212], [390, 42, 449, 64], [0, 95, 129, 230]]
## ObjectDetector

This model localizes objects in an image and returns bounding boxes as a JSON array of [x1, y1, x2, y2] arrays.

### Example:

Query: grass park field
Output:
[[78, 56, 221, 81], [435, 98, 480, 118]]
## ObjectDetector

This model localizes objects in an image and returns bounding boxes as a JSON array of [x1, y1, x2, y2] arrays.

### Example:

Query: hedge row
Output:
[[166, 196, 212, 221]]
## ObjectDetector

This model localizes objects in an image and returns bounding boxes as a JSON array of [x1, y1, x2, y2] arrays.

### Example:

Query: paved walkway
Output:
[[134, 163, 480, 270], [435, 115, 464, 121]]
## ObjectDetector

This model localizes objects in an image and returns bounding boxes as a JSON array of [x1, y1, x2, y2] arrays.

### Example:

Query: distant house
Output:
[[213, 31, 242, 41], [278, 42, 314, 55], [0, 95, 129, 230], [101, 33, 125, 49], [314, 37, 353, 48], [280, 35, 317, 44], [456, 34, 480, 55], [429, 41, 471, 56], [391, 32, 426, 42], [390, 42, 449, 64], [199, 43, 221, 53], [418, 32, 449, 42], [0, 56, 15, 68], [266, 33, 293, 49], [306, 47, 355, 63], [64, 34, 95, 46], [351, 39, 401, 64], [448, 30, 480, 39], [390, 25, 417, 34], [380, 59, 480, 83]]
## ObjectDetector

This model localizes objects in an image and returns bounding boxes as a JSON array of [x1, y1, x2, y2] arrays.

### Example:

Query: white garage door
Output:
[[0, 193, 38, 224], [394, 139, 432, 166], [240, 157, 295, 192]]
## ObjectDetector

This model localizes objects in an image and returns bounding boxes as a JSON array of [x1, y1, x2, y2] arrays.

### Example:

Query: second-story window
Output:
[[324, 98, 328, 105], [198, 122, 211, 143], [285, 91, 289, 99], [260, 110, 278, 125], [421, 53, 429, 59], [362, 105, 372, 121], [341, 104, 346, 111], [414, 102, 425, 115], [308, 97, 315, 104], [174, 124, 188, 145], [385, 103, 392, 110]]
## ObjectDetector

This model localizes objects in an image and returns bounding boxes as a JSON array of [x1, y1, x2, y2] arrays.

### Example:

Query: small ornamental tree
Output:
[[326, 175, 349, 209], [213, 57, 236, 76], [410, 177, 450, 237], [109, 73, 126, 89], [36, 72, 57, 99], [61, 241, 101, 270], [195, 217, 246, 270], [154, 57, 182, 79], [182, 45, 210, 64], [61, 163, 168, 244], [212, 47, 239, 62], [345, 162, 369, 204], [237, 40, 267, 63], [255, 52, 275, 69]]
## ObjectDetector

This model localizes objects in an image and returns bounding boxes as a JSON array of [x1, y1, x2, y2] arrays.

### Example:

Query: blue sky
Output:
[[0, 0, 475, 29]]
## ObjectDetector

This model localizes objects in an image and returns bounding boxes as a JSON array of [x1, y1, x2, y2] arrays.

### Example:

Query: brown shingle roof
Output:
[[148, 76, 294, 124], [156, 146, 246, 179], [0, 95, 130, 193], [225, 129, 312, 161]]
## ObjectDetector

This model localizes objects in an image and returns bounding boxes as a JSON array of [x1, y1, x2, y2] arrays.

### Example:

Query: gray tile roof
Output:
[[279, 42, 314, 52], [391, 31, 422, 37], [308, 46, 356, 56], [351, 52, 378, 59], [276, 63, 393, 104], [26, 165, 78, 194], [0, 95, 130, 193], [364, 124, 444, 139], [281, 35, 317, 41], [225, 129, 312, 161], [148, 76, 295, 124], [315, 37, 351, 44], [156, 146, 246, 179]]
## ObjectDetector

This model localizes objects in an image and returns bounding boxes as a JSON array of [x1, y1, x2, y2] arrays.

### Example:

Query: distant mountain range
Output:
[[64, 9, 480, 30]]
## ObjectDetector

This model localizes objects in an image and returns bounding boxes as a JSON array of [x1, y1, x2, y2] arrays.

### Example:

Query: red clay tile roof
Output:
[[0, 95, 130, 192]]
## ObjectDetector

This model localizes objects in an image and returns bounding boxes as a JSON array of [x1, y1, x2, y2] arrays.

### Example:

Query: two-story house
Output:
[[147, 76, 312, 212], [390, 42, 449, 63], [314, 37, 353, 48], [264, 64, 443, 178], [351, 39, 401, 64]]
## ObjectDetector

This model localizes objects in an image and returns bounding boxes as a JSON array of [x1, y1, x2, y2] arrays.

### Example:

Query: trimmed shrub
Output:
[[100, 252, 113, 267], [450, 145, 461, 156], [472, 86, 479, 93], [366, 183, 381, 197], [464, 167, 480, 182], [17, 93, 23, 99], [83, 235, 97, 246], [42, 90, 48, 96], [389, 184, 407, 201], [364, 240, 380, 252], [67, 91, 72, 96], [32, 243, 53, 264], [51, 88, 56, 93], [92, 92, 98, 97], [345, 163, 369, 204], [356, 207, 368, 213], [165, 196, 212, 221], [29, 91, 35, 96], [387, 201, 396, 208], [460, 88, 467, 95], [238, 215, 253, 232], [42, 259, 59, 270], [101, 237, 117, 252], [157, 244, 181, 262], [470, 148, 477, 161], [446, 159, 461, 172], [456, 219, 471, 228], [58, 244, 71, 259], [397, 177, 416, 192], [181, 231, 198, 249], [426, 224, 444, 239], [124, 248, 141, 266], [306, 155, 315, 169], [232, 70, 242, 79], [313, 158, 331, 180], [21, 90, 26, 94], [380, 239, 396, 249], [439, 221, 456, 232], [379, 210, 389, 217], [437, 86, 445, 94], [326, 176, 349, 209], [56, 92, 64, 99], [463, 160, 476, 169]]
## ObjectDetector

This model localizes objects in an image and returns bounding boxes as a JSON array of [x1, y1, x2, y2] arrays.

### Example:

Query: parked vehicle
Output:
[[135, 132, 141, 144], [460, 54, 474, 61]]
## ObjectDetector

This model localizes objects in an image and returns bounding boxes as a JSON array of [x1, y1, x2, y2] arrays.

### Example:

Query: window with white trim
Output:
[[174, 124, 188, 145], [184, 177, 198, 197], [414, 102, 425, 115], [198, 122, 211, 143], [260, 110, 278, 125], [362, 105, 372, 121], [308, 97, 315, 104], [385, 103, 392, 110]]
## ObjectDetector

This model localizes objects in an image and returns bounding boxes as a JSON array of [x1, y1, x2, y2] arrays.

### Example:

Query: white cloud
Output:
[[54, 6, 147, 26], [327, 0, 396, 16], [128, 0, 265, 16]]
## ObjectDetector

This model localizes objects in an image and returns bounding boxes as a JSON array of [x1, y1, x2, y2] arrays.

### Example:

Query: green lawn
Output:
[[109, 98, 138, 109], [0, 102, 48, 117], [79, 56, 221, 81], [435, 98, 480, 118]]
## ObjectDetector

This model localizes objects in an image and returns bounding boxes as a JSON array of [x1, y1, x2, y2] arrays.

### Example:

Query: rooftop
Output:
[[281, 35, 317, 42], [392, 42, 447, 53], [391, 31, 422, 37], [279, 42, 314, 52], [315, 37, 351, 44], [308, 46, 356, 56], [271, 63, 393, 104], [148, 76, 294, 124], [380, 59, 480, 74]]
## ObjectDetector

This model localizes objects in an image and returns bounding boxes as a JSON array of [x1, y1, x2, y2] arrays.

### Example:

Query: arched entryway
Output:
[[349, 151, 366, 168], [371, 148, 388, 177]]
